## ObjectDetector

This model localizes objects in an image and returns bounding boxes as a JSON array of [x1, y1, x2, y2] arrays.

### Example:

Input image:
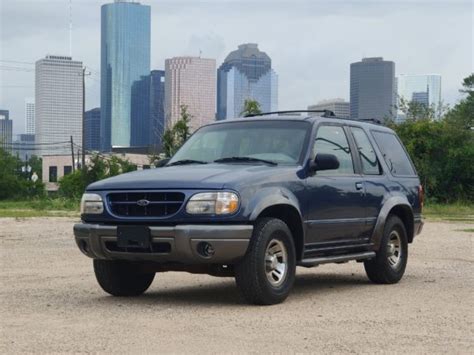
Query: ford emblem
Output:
[[136, 199, 150, 207]]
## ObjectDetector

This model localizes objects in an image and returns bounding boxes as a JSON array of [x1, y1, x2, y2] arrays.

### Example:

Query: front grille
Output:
[[107, 191, 185, 218]]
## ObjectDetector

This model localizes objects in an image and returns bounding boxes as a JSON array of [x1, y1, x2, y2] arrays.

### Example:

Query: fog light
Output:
[[197, 242, 215, 258]]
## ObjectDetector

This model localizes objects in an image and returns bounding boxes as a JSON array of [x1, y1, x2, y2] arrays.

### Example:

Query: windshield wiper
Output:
[[167, 159, 208, 166], [214, 156, 278, 166]]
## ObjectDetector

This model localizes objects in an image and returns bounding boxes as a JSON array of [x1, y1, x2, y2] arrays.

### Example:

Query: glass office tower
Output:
[[350, 57, 396, 122], [217, 43, 278, 120], [150, 70, 165, 150], [397, 74, 441, 113], [100, 1, 151, 151]]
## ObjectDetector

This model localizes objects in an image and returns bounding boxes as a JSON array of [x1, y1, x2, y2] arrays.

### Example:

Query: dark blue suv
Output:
[[74, 112, 424, 305]]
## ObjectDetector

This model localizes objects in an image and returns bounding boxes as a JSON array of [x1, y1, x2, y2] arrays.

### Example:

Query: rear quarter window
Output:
[[371, 131, 416, 176]]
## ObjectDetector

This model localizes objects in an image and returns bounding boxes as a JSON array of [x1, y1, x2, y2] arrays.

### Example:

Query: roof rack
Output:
[[244, 110, 335, 118]]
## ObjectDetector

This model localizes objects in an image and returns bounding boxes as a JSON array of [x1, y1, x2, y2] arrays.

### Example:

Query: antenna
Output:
[[69, 0, 73, 57]]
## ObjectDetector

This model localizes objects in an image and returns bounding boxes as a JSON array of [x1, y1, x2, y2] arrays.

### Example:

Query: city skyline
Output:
[[1, 0, 472, 134]]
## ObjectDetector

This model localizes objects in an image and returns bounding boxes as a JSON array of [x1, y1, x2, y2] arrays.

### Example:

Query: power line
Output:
[[0, 60, 35, 65], [0, 66, 35, 72], [5, 140, 71, 146]]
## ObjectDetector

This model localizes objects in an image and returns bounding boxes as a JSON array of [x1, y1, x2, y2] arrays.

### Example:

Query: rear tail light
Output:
[[418, 185, 424, 211]]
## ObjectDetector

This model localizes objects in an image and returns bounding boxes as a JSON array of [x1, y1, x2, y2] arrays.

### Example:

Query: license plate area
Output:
[[117, 225, 151, 249]]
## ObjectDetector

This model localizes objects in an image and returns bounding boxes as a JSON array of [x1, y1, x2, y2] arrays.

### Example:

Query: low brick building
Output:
[[42, 153, 153, 191]]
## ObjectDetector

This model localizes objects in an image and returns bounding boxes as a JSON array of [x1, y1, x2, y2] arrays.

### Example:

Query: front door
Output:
[[304, 124, 366, 244]]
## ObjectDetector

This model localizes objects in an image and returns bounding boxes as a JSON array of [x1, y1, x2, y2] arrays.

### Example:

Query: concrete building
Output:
[[0, 110, 13, 152], [150, 70, 165, 150], [217, 43, 278, 120], [308, 98, 350, 119], [165, 57, 216, 131], [101, 0, 151, 151], [350, 57, 396, 122], [84, 108, 101, 151], [25, 99, 35, 135], [35, 55, 83, 155]]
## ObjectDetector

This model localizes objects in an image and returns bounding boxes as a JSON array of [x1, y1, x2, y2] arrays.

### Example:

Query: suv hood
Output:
[[86, 163, 296, 191]]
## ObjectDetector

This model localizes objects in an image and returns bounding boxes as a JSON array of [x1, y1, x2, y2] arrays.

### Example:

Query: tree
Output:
[[0, 148, 44, 199], [58, 153, 138, 199], [161, 104, 192, 158], [240, 99, 262, 117], [392, 74, 474, 203], [395, 96, 448, 121]]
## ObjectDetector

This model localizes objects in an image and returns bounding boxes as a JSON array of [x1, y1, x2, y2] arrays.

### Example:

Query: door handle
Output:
[[355, 182, 364, 190]]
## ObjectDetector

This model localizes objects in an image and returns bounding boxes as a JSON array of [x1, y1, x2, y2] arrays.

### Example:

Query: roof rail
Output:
[[244, 110, 335, 118], [358, 118, 383, 125]]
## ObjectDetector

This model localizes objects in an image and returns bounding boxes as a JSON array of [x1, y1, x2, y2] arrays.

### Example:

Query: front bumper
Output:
[[73, 223, 253, 264]]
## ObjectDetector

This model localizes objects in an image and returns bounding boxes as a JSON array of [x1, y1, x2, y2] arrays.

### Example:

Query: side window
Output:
[[351, 127, 381, 175], [313, 125, 354, 175], [63, 166, 72, 176], [372, 131, 416, 176], [49, 166, 57, 182]]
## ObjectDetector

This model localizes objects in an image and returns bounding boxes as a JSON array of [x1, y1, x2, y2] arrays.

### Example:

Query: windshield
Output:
[[169, 120, 311, 165]]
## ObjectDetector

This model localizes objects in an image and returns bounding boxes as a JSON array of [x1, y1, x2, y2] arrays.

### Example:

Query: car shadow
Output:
[[95, 272, 372, 307]]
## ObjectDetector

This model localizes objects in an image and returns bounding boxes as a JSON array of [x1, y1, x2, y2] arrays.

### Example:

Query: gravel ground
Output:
[[0, 217, 473, 354]]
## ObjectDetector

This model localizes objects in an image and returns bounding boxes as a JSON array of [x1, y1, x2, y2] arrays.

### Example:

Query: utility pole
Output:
[[82, 66, 86, 170], [70, 135, 75, 172]]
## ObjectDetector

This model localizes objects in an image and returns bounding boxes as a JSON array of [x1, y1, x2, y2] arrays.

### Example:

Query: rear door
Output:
[[304, 123, 366, 244]]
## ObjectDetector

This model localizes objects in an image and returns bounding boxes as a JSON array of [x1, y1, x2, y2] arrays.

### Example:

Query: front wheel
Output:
[[235, 218, 296, 305], [364, 215, 408, 284], [93, 260, 155, 296]]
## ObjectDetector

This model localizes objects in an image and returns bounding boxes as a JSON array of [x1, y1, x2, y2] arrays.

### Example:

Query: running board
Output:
[[298, 251, 376, 267]]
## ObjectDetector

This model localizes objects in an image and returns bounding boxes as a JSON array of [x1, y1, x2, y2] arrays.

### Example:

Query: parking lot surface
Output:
[[1, 218, 473, 353]]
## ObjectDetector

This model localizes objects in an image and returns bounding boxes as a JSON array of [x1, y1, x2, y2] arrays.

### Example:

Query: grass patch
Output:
[[456, 228, 474, 233], [424, 203, 474, 222], [0, 198, 80, 218]]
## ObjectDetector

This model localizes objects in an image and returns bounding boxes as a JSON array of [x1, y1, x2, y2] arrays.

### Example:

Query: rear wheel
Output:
[[235, 218, 296, 305], [364, 215, 408, 284], [93, 259, 155, 296]]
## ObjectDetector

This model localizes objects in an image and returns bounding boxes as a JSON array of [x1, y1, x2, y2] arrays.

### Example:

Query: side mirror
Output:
[[312, 153, 340, 171], [155, 158, 170, 168]]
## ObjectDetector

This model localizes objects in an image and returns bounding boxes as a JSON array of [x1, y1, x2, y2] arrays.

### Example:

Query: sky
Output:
[[1, 0, 473, 134]]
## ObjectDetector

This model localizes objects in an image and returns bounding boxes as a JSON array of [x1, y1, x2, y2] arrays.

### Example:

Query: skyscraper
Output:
[[308, 99, 350, 119], [350, 57, 396, 121], [0, 110, 13, 152], [217, 43, 278, 120], [397, 74, 441, 109], [150, 70, 165, 150], [35, 55, 83, 155], [165, 57, 216, 131], [101, 0, 151, 151], [84, 108, 101, 151], [25, 99, 35, 135]]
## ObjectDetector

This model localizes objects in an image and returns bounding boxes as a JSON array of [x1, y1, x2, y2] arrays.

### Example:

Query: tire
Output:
[[93, 259, 155, 296], [364, 215, 408, 284], [235, 218, 296, 305]]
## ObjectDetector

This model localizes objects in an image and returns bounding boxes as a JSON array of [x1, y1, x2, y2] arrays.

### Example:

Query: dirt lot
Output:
[[0, 218, 473, 353]]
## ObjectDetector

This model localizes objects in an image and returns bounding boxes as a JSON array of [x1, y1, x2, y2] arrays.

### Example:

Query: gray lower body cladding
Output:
[[73, 223, 253, 264]]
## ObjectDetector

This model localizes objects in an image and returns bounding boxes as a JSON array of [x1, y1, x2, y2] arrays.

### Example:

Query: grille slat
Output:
[[108, 192, 185, 218]]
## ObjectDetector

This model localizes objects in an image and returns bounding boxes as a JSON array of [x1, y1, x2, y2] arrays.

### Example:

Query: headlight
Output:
[[186, 192, 239, 215], [80, 193, 104, 214]]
